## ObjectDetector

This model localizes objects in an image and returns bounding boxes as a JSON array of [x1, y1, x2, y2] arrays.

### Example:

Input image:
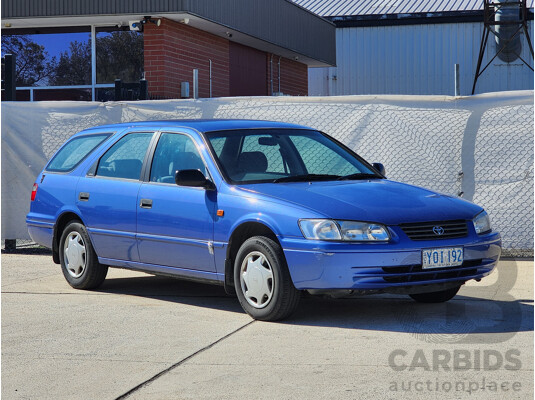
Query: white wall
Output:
[[309, 21, 534, 96], [2, 92, 533, 254]]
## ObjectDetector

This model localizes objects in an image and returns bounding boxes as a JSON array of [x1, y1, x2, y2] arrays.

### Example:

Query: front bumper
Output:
[[282, 231, 501, 292]]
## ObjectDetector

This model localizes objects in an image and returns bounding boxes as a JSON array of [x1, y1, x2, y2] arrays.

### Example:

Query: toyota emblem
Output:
[[433, 226, 445, 235]]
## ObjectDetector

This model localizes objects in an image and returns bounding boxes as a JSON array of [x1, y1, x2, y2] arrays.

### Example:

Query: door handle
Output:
[[79, 192, 90, 201], [140, 199, 153, 209]]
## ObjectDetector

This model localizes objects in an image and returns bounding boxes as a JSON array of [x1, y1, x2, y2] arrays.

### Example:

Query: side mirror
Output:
[[372, 163, 386, 176], [175, 169, 215, 190]]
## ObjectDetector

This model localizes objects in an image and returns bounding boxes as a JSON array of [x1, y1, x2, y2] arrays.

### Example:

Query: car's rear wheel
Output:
[[409, 285, 461, 303], [234, 236, 300, 321], [59, 221, 108, 289]]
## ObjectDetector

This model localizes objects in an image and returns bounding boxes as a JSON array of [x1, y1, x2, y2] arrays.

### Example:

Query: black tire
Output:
[[234, 236, 300, 321], [59, 221, 108, 290], [409, 285, 461, 303]]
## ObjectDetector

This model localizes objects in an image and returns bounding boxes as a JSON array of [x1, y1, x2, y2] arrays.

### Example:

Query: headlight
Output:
[[338, 220, 390, 241], [299, 219, 390, 241], [473, 211, 491, 234], [299, 219, 341, 240]]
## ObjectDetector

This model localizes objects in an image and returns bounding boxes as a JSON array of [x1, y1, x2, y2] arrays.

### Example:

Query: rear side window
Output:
[[96, 132, 153, 180], [46, 134, 110, 172]]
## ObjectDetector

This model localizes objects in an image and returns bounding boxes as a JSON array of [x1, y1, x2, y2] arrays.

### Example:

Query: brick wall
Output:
[[229, 42, 268, 96], [144, 18, 229, 99], [266, 54, 308, 96], [144, 18, 308, 99]]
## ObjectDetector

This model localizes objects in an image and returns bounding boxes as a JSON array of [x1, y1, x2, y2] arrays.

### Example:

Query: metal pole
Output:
[[4, 54, 16, 101], [472, 27, 490, 95], [278, 56, 281, 94], [4, 239, 16, 252], [522, 0, 534, 58], [91, 25, 96, 101], [193, 69, 199, 99], [454, 64, 460, 96], [114, 79, 122, 101], [139, 79, 148, 100], [270, 54, 273, 95], [209, 60, 212, 98]]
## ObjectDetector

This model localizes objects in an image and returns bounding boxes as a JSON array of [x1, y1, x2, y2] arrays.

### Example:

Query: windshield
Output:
[[205, 129, 381, 184]]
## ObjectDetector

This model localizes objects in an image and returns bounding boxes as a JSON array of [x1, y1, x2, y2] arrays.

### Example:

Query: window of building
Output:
[[96, 28, 144, 101], [1, 26, 143, 101]]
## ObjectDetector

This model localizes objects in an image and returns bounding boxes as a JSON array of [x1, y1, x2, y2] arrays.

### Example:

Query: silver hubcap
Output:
[[240, 251, 274, 309], [63, 232, 87, 278]]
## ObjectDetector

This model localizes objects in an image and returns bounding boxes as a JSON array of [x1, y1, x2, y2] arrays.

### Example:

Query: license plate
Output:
[[422, 247, 463, 269]]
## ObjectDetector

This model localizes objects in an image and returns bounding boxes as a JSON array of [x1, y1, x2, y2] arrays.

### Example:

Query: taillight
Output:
[[31, 183, 38, 201]]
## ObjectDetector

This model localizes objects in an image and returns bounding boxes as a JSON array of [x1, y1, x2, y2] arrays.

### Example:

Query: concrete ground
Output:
[[1, 253, 533, 400]]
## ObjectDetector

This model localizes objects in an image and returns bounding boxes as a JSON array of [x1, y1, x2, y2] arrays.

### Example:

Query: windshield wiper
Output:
[[273, 174, 341, 183], [336, 173, 382, 181]]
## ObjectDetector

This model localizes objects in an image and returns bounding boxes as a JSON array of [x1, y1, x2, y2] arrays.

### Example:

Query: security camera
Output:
[[129, 20, 141, 31], [129, 17, 160, 31], [143, 16, 161, 26]]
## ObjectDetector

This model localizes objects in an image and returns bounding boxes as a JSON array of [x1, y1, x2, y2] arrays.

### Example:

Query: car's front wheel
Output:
[[409, 285, 461, 303], [234, 236, 300, 321], [59, 221, 108, 289]]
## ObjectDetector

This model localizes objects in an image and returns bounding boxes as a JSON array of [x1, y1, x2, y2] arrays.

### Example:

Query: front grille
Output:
[[381, 259, 482, 284], [399, 220, 468, 241]]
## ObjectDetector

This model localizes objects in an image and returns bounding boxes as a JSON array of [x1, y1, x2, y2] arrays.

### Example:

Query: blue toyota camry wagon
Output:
[[27, 120, 501, 321]]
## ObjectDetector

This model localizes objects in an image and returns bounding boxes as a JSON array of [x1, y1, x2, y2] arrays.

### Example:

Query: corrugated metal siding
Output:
[[308, 21, 534, 95], [1, 0, 336, 66], [187, 0, 335, 66], [2, 0, 187, 17], [293, 0, 534, 17]]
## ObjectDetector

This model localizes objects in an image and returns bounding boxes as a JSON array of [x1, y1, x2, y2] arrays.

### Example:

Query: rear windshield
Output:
[[46, 134, 110, 172]]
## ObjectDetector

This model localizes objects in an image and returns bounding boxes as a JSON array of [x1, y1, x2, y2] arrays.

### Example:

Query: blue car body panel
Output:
[[26, 120, 501, 293], [136, 182, 217, 271], [238, 180, 482, 224], [281, 232, 500, 289], [76, 177, 141, 261]]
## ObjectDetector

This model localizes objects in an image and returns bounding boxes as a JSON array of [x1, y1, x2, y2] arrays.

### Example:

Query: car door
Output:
[[136, 131, 217, 272], [76, 131, 155, 262]]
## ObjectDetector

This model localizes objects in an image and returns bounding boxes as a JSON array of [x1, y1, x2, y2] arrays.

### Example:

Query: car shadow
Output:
[[97, 275, 533, 337], [97, 274, 243, 314], [2, 247, 52, 255], [287, 293, 533, 340]]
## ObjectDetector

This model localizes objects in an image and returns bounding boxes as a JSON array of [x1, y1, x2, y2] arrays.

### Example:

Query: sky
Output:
[[30, 32, 90, 59]]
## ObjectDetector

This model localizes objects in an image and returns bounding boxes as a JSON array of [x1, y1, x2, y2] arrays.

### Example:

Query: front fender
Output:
[[214, 191, 323, 244], [226, 212, 282, 240]]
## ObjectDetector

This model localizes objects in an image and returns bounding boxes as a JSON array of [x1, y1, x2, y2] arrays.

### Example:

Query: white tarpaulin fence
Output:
[[2, 91, 533, 256]]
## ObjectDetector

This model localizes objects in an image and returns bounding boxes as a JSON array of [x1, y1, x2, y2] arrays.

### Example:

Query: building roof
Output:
[[292, 0, 534, 17], [1, 0, 336, 67]]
